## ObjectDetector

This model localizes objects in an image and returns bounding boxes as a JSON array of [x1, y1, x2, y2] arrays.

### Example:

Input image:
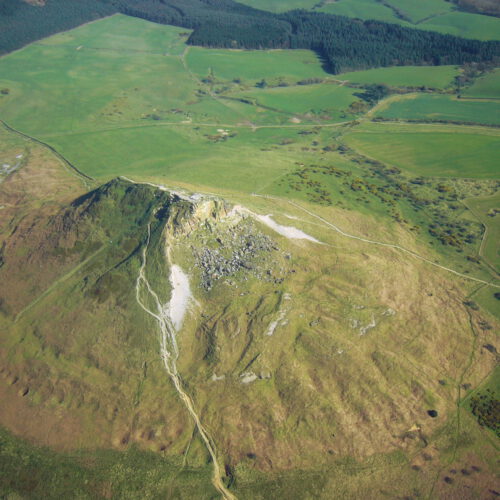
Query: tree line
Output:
[[0, 0, 499, 74]]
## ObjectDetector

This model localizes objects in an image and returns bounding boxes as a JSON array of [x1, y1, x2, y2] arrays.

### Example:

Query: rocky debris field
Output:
[[190, 218, 287, 290]]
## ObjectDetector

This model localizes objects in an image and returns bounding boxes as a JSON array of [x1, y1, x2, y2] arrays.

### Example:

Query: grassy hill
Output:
[[0, 13, 499, 499], [1, 139, 499, 498]]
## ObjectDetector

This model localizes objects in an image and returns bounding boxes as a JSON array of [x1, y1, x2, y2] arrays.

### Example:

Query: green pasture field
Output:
[[1, 16, 331, 141], [0, 45, 200, 136], [376, 94, 500, 126], [337, 65, 459, 88], [383, 0, 453, 23], [230, 83, 357, 118], [235, 0, 319, 12], [319, 0, 399, 22], [321, 0, 454, 24], [0, 14, 351, 195], [464, 192, 500, 274], [463, 69, 500, 99], [46, 125, 317, 192], [418, 11, 500, 41], [185, 47, 328, 85], [38, 13, 191, 55], [0, 16, 205, 137], [344, 123, 500, 179]]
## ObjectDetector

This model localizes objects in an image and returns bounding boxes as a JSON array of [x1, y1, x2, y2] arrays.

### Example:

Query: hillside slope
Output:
[[0, 132, 498, 498]]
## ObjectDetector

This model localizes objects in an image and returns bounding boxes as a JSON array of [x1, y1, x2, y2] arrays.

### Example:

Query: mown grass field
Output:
[[376, 94, 500, 126], [463, 69, 500, 99], [337, 65, 459, 88], [344, 123, 500, 178]]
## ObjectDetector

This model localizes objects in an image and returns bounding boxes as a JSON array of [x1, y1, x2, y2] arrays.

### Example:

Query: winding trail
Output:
[[135, 223, 236, 500], [253, 194, 500, 289]]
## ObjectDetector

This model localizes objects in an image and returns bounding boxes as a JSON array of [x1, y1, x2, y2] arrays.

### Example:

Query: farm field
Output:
[[0, 17, 351, 141], [418, 11, 500, 41], [320, 0, 454, 24], [382, 0, 453, 23], [233, 0, 319, 12], [318, 0, 399, 22], [230, 83, 357, 118], [375, 94, 500, 126], [344, 123, 500, 178], [337, 65, 459, 88], [38, 13, 191, 55], [463, 69, 500, 99], [46, 126, 310, 192], [185, 46, 328, 85], [0, 14, 498, 242]]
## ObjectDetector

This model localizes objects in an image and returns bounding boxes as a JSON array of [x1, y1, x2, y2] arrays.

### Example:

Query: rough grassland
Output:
[[344, 123, 500, 178], [1, 152, 498, 498], [463, 69, 500, 99], [464, 192, 500, 273], [376, 94, 500, 126], [337, 65, 459, 88]]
